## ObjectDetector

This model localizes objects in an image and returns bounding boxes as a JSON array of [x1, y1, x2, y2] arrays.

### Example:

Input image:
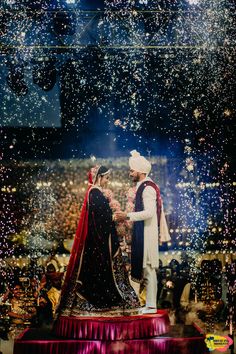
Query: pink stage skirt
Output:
[[54, 310, 170, 340]]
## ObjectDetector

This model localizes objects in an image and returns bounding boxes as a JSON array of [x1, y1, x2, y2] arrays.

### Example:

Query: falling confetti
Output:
[[0, 0, 235, 331]]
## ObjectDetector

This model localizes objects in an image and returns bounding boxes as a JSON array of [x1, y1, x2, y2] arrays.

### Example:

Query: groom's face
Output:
[[129, 169, 140, 182]]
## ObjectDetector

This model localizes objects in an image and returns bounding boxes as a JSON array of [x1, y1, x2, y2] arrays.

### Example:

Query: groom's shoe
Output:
[[142, 307, 157, 314]]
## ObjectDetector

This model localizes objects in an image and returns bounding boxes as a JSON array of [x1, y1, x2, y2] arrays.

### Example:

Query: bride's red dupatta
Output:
[[59, 172, 94, 304]]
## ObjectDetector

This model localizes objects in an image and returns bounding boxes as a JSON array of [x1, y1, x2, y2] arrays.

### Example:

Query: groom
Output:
[[115, 150, 170, 314]]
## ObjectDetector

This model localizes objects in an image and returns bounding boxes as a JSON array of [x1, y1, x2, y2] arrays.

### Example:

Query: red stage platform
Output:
[[14, 324, 208, 354], [54, 310, 170, 340]]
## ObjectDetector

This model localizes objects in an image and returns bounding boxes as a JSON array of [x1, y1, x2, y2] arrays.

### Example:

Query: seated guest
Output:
[[8, 283, 36, 324]]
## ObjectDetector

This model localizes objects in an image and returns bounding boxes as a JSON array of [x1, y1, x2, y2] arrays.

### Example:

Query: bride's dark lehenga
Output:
[[58, 183, 140, 317]]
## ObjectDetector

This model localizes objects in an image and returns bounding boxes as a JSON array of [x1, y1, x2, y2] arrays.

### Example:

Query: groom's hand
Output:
[[114, 211, 127, 222]]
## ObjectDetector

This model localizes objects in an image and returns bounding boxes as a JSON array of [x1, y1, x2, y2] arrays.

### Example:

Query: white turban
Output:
[[129, 150, 152, 174]]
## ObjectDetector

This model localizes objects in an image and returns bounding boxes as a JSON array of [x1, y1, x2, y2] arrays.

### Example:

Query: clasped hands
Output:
[[113, 211, 127, 222]]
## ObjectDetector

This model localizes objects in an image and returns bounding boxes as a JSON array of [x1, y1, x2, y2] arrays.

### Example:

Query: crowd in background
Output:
[[2, 157, 233, 261]]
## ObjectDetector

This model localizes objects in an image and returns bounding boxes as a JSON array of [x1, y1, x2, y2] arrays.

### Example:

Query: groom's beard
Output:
[[130, 174, 140, 183]]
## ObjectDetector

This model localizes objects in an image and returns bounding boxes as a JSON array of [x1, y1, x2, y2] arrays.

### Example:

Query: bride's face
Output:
[[100, 174, 110, 188]]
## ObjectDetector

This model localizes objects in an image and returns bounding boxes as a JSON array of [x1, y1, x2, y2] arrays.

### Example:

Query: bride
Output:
[[57, 165, 140, 316]]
